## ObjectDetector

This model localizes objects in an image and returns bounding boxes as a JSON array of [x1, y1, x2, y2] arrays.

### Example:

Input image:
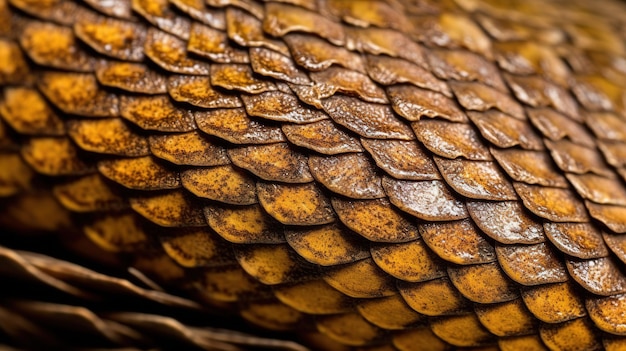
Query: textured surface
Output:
[[1, 0, 626, 350]]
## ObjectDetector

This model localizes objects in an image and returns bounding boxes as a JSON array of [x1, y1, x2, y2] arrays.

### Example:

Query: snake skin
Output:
[[2, 0, 626, 350]]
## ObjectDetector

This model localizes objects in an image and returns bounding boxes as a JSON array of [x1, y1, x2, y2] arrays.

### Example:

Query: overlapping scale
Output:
[[2, 0, 626, 350]]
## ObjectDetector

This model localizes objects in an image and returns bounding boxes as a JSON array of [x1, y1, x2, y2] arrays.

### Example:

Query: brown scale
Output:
[[4, 0, 626, 350]]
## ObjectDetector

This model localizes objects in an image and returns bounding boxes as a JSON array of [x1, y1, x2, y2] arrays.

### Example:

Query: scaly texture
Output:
[[1, 0, 626, 350]]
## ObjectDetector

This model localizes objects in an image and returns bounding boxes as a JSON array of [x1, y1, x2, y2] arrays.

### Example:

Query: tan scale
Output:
[[356, 294, 424, 330], [0, 88, 64, 135], [204, 204, 285, 244], [361, 138, 440, 180], [0, 39, 30, 85], [249, 47, 310, 85], [242, 91, 328, 124], [367, 56, 451, 97], [95, 62, 167, 94], [129, 190, 206, 227], [21, 137, 92, 176], [450, 81, 525, 120], [285, 223, 369, 266], [420, 219, 496, 265], [309, 153, 384, 199], [160, 227, 235, 268], [120, 95, 196, 132], [148, 131, 230, 166], [98, 156, 181, 191], [195, 107, 286, 144], [225, 7, 289, 55], [74, 17, 146, 61], [53, 173, 126, 212], [474, 299, 535, 337], [38, 72, 119, 117], [0, 152, 33, 197], [275, 279, 353, 315], [467, 110, 544, 150], [387, 84, 464, 123], [167, 75, 242, 108], [143, 27, 210, 75], [323, 258, 396, 299], [187, 22, 248, 63], [412, 119, 492, 160], [309, 67, 388, 104], [257, 182, 335, 226], [282, 120, 363, 155], [398, 277, 469, 316], [448, 262, 519, 304], [491, 148, 568, 188], [527, 108, 594, 145], [229, 143, 313, 183], [315, 313, 383, 347], [181, 165, 257, 205], [83, 212, 150, 252], [346, 27, 427, 68], [67, 118, 150, 157], [19, 21, 95, 71], [371, 239, 446, 282]]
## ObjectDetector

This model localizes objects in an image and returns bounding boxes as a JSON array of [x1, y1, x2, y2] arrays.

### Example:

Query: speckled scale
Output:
[[491, 148, 568, 187], [434, 157, 517, 201], [263, 2, 345, 46], [195, 108, 286, 144], [242, 91, 328, 124], [309, 67, 388, 104], [228, 142, 313, 183], [167, 75, 242, 108], [38, 72, 119, 117], [309, 153, 384, 199], [496, 242, 569, 286], [20, 21, 95, 71], [285, 222, 370, 266], [322, 95, 414, 140], [249, 47, 310, 85], [527, 108, 594, 146], [282, 120, 363, 155], [366, 55, 451, 97], [225, 7, 289, 55], [74, 15, 146, 62], [346, 27, 427, 68], [285, 33, 366, 73], [96, 62, 167, 94], [387, 85, 466, 122], [120, 95, 196, 132], [144, 28, 210, 75], [412, 120, 492, 160], [0, 40, 30, 86], [371, 238, 446, 282], [450, 81, 525, 120], [426, 48, 507, 92], [545, 139, 613, 177], [53, 173, 127, 212], [67, 118, 149, 157], [149, 131, 230, 166], [505, 74, 579, 120], [467, 110, 543, 150], [420, 219, 496, 265], [361, 139, 440, 180], [0, 87, 64, 136], [132, 0, 191, 40], [98, 156, 180, 190]]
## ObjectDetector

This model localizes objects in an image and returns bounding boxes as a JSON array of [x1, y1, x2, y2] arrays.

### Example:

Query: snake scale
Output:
[[1, 0, 626, 350]]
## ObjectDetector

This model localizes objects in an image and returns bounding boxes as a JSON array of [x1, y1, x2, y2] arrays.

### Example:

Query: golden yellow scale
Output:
[[1, 0, 626, 350]]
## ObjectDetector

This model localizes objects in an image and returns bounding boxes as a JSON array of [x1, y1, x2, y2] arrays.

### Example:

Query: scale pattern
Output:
[[1, 0, 626, 350]]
